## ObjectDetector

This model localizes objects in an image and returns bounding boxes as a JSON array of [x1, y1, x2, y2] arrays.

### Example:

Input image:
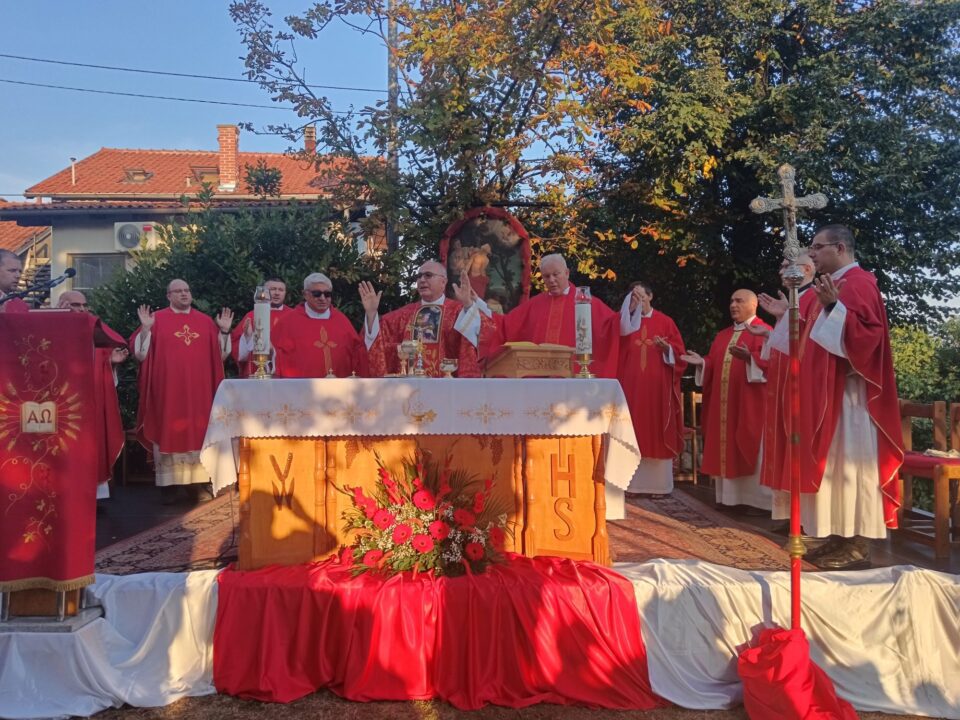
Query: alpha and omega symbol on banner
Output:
[[20, 401, 57, 434]]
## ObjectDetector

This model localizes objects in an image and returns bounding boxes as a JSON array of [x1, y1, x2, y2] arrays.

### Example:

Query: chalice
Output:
[[439, 357, 458, 378], [399, 340, 418, 376]]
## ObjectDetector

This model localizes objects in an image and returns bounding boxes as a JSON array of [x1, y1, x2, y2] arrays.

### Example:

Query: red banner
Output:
[[0, 312, 99, 591]]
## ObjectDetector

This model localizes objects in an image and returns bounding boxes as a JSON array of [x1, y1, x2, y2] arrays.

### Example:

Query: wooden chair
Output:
[[897, 399, 960, 558]]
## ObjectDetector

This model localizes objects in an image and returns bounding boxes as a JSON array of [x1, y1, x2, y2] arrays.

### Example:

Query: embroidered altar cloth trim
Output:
[[200, 378, 640, 496]]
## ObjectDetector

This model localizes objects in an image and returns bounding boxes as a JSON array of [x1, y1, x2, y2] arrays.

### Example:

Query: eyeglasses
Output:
[[809, 242, 839, 251], [67, 302, 89, 309], [416, 272, 445, 280], [309, 290, 333, 298]]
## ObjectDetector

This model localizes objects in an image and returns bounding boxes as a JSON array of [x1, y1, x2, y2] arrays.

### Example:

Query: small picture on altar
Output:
[[413, 306, 441, 343]]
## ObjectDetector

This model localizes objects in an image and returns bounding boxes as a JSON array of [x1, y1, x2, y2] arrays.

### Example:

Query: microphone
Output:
[[47, 267, 77, 290]]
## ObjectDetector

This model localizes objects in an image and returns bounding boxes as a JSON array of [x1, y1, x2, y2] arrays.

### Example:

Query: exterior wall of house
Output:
[[49, 218, 132, 305]]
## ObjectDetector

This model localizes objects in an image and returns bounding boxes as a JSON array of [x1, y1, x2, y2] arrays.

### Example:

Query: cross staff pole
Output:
[[750, 164, 827, 630]]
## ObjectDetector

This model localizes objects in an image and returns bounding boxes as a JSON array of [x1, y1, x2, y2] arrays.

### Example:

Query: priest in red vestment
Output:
[[0, 249, 29, 313], [359, 260, 481, 377], [130, 279, 233, 498], [617, 281, 686, 495], [58, 290, 128, 499], [784, 225, 903, 569], [682, 289, 771, 512], [232, 278, 289, 377], [462, 253, 620, 378], [272, 273, 368, 377]]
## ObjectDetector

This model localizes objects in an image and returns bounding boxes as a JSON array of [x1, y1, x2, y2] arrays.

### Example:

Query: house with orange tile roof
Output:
[[0, 124, 379, 305]]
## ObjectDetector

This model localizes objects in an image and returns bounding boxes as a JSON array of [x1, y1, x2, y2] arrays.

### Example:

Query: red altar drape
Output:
[[214, 553, 667, 711], [0, 312, 99, 591]]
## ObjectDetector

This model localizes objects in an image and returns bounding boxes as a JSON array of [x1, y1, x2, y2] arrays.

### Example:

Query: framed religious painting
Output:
[[440, 206, 532, 313]]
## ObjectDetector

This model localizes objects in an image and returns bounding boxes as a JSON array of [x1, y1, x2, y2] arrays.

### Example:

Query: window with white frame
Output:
[[71, 254, 127, 291]]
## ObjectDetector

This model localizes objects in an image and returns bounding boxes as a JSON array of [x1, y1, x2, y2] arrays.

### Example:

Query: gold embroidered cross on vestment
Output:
[[174, 325, 200, 346]]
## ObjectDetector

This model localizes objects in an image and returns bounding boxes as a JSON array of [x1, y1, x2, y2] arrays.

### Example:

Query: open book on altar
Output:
[[484, 342, 575, 378]]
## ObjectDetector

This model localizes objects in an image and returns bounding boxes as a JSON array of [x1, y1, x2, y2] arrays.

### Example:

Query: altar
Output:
[[200, 378, 638, 569]]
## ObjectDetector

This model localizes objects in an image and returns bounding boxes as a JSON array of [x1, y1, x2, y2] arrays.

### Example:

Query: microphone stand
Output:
[[0, 272, 76, 307]]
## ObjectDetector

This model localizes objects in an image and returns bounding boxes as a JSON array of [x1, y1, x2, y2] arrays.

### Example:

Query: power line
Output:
[[0, 53, 387, 94], [0, 78, 356, 114]]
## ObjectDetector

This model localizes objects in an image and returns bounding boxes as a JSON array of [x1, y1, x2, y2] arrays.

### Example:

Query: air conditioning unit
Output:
[[114, 222, 158, 252]]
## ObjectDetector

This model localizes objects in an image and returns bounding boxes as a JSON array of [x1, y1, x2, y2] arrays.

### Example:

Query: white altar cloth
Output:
[[200, 378, 640, 517]]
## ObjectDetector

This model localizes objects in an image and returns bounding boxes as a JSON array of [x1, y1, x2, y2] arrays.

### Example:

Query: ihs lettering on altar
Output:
[[551, 453, 577, 541]]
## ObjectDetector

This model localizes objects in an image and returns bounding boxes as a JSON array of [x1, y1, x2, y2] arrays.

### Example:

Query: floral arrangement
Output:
[[341, 452, 509, 576]]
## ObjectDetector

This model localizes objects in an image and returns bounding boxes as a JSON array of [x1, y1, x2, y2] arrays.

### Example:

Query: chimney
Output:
[[217, 124, 239, 191], [304, 125, 317, 155]]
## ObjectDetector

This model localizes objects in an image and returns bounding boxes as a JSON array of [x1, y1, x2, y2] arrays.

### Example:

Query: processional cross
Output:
[[749, 163, 827, 632]]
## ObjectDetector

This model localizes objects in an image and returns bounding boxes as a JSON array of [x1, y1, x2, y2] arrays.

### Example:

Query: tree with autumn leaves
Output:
[[230, 0, 960, 342]]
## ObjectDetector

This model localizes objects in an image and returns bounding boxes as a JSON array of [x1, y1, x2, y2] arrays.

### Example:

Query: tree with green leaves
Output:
[[592, 0, 960, 347]]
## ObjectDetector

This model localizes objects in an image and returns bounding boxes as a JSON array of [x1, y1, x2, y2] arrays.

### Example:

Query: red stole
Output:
[[803, 267, 903, 526], [230, 306, 288, 377], [617, 310, 687, 458], [130, 308, 224, 454], [368, 298, 480, 377], [480, 283, 620, 378], [700, 318, 770, 478], [272, 305, 368, 378], [93, 321, 126, 483]]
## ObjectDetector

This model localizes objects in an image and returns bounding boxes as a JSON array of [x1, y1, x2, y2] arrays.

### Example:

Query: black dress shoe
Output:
[[736, 505, 770, 518], [802, 535, 840, 561], [813, 538, 871, 570]]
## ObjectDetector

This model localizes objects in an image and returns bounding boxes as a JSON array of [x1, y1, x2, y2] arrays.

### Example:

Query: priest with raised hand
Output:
[[359, 260, 481, 377], [130, 278, 233, 502], [459, 253, 620, 377], [271, 272, 367, 378], [58, 290, 129, 500], [232, 277, 289, 377], [781, 225, 903, 569], [682, 289, 771, 514], [617, 280, 687, 496], [0, 249, 28, 313]]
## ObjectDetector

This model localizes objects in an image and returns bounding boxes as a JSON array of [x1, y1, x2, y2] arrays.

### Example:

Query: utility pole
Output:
[[386, 0, 400, 252]]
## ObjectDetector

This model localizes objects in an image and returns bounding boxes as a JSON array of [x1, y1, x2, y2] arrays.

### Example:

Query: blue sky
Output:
[[0, 0, 386, 200]]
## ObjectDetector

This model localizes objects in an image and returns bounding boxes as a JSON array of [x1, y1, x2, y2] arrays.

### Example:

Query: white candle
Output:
[[253, 301, 271, 354], [575, 303, 592, 354]]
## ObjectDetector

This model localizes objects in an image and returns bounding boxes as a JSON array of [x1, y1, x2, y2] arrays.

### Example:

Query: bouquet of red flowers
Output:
[[341, 451, 509, 576]]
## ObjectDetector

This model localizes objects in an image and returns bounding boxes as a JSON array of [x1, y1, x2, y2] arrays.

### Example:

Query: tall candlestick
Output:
[[253, 286, 271, 355]]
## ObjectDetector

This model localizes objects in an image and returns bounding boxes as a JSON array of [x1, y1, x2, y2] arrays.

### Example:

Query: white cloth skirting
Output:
[[0, 563, 957, 719], [715, 447, 772, 510], [153, 447, 211, 487], [627, 458, 674, 494], [772, 375, 887, 539]]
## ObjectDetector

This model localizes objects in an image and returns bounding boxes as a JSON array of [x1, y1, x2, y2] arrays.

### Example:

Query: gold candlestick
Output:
[[576, 353, 595, 378], [252, 352, 272, 379]]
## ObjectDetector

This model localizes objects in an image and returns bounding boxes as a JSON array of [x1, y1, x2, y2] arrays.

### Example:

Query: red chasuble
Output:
[[0, 313, 99, 591], [368, 298, 481, 377], [272, 304, 368, 378], [1, 296, 29, 313], [617, 311, 687, 459], [801, 267, 903, 526], [93, 321, 127, 483], [130, 308, 224, 454], [699, 318, 771, 479], [479, 283, 620, 378], [230, 306, 288, 378]]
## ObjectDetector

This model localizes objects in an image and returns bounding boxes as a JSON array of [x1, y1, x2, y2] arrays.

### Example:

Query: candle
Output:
[[253, 285, 271, 354], [574, 286, 592, 355]]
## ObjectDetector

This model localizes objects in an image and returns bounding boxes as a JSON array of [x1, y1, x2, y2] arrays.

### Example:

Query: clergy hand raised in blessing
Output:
[[137, 304, 155, 331], [743, 323, 770, 339], [728, 343, 752, 361], [358, 281, 382, 320], [813, 274, 845, 309], [242, 316, 253, 340], [679, 350, 704, 366], [215, 308, 234, 333], [758, 291, 788, 320], [451, 269, 475, 309]]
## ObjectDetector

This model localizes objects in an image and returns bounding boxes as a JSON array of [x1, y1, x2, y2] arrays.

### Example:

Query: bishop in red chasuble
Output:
[[231, 278, 289, 377], [467, 254, 620, 377], [130, 279, 232, 486], [683, 289, 771, 511], [360, 261, 481, 377], [272, 273, 367, 377], [617, 282, 686, 494]]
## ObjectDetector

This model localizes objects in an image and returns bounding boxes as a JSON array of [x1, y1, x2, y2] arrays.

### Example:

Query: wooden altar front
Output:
[[237, 433, 609, 570]]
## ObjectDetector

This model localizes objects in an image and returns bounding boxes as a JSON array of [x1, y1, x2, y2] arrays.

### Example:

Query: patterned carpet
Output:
[[95, 487, 801, 574]]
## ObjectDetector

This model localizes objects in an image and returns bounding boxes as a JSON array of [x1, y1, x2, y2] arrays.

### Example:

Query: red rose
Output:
[[412, 489, 436, 511], [428, 520, 450, 541], [473, 491, 485, 514], [489, 526, 505, 549], [411, 533, 435, 554], [340, 546, 355, 566], [373, 509, 395, 530], [464, 542, 484, 561], [453, 508, 476, 527], [363, 549, 384, 566], [392, 524, 412, 544]]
